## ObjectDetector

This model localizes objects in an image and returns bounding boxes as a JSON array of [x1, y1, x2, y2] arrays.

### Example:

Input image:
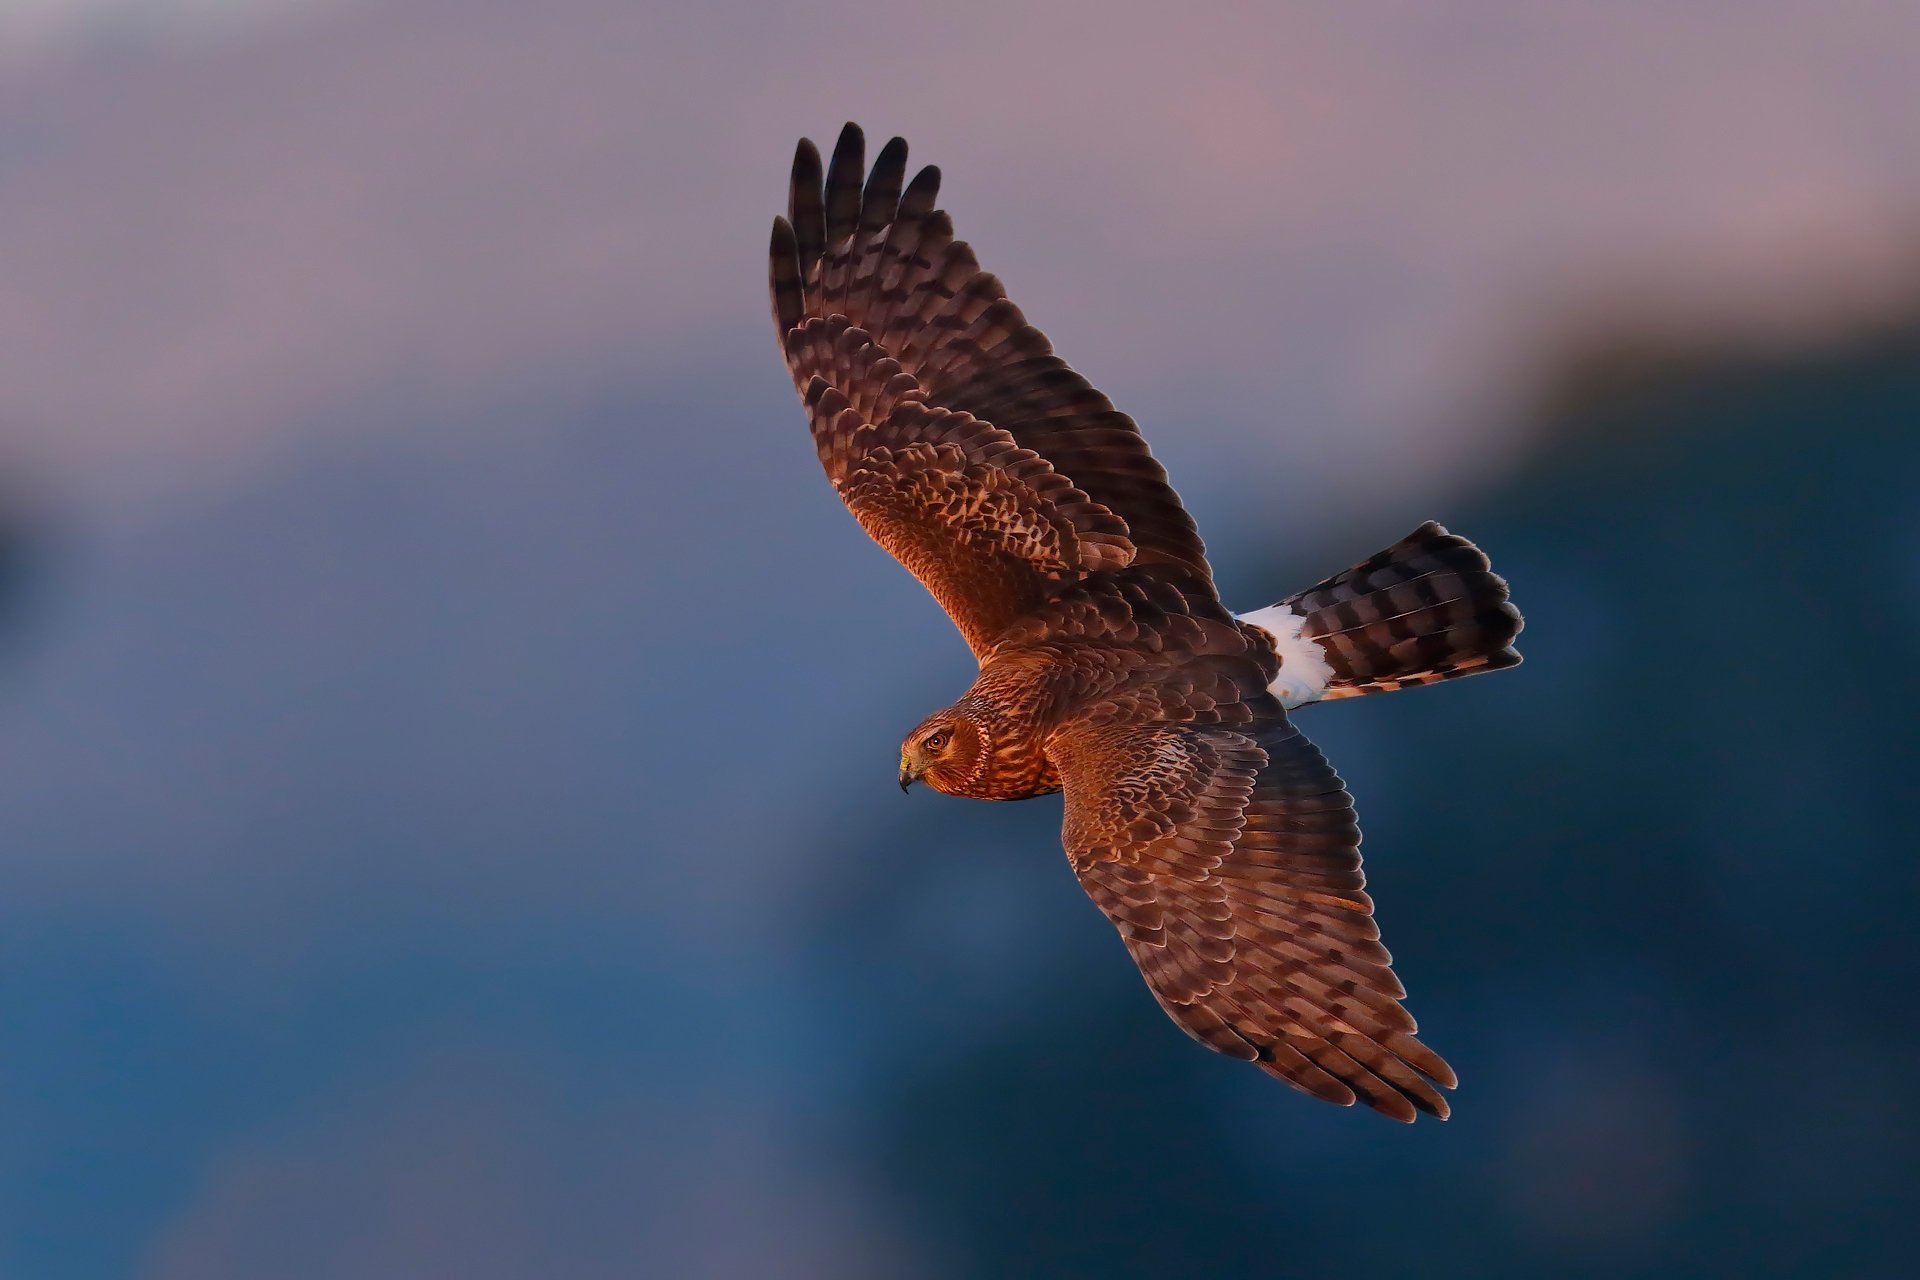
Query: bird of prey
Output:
[[768, 124, 1522, 1121]]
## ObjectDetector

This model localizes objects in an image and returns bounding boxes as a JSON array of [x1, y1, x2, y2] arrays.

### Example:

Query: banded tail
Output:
[[1238, 522, 1523, 708]]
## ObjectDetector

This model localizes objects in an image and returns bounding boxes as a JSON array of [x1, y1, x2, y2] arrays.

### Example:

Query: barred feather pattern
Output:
[[783, 312, 1134, 656], [1285, 522, 1524, 699], [1053, 714, 1455, 1121], [769, 125, 1518, 1122], [770, 123, 1212, 598]]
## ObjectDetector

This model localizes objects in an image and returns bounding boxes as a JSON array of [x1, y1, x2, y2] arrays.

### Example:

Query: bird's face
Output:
[[899, 708, 986, 795]]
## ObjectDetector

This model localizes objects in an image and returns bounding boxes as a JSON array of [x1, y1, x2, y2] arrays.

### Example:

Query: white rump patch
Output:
[[1236, 603, 1336, 709]]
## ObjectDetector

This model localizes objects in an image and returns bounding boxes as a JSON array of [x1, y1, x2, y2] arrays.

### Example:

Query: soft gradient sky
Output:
[[2, 4, 1917, 1277], [1, 0, 335, 55], [5, 0, 1919, 518]]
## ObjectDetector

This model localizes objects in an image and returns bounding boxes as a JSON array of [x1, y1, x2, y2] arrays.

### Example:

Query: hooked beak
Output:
[[899, 753, 918, 793], [899, 769, 913, 793]]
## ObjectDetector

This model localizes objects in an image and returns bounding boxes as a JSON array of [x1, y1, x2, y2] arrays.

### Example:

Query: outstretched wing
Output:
[[781, 314, 1133, 655], [1051, 713, 1456, 1122], [769, 123, 1213, 656]]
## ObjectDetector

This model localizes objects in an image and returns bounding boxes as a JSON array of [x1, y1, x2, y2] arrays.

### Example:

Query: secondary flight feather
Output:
[[768, 123, 1523, 1121]]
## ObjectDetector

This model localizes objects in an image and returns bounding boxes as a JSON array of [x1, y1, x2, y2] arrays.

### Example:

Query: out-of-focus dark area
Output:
[[0, 487, 33, 649], [3, 3, 1917, 1278], [838, 314, 1920, 1278]]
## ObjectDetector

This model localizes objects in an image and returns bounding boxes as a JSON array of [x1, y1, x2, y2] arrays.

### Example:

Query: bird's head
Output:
[[899, 704, 991, 796]]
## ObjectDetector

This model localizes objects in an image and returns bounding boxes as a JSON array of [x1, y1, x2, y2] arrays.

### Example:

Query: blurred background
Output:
[[3, 2, 1918, 1276]]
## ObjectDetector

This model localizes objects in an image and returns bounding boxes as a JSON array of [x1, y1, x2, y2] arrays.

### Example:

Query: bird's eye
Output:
[[925, 732, 947, 751]]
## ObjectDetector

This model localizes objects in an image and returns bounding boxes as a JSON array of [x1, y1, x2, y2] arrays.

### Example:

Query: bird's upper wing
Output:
[[1050, 704, 1456, 1122], [769, 124, 1213, 658]]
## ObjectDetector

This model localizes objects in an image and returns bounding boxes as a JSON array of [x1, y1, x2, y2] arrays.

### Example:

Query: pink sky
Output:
[[1, 9, 1914, 1274], [3, 0, 1918, 514]]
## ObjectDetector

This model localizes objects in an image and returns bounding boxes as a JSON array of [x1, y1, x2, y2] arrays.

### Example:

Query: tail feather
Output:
[[1241, 522, 1523, 706]]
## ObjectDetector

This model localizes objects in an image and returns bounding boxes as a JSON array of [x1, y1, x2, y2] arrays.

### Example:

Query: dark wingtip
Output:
[[792, 136, 822, 178], [899, 164, 942, 221], [823, 123, 867, 245], [787, 137, 826, 269], [859, 135, 911, 235], [768, 215, 804, 334], [830, 123, 865, 184]]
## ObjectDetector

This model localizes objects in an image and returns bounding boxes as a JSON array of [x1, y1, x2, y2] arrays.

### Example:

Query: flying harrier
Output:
[[768, 125, 1522, 1121]]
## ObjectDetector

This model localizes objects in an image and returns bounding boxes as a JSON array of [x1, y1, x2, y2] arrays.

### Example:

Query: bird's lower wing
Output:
[[1051, 715, 1456, 1121]]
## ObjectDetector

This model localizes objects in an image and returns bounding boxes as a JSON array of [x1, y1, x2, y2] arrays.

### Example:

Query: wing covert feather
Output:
[[770, 124, 1213, 658], [784, 315, 1132, 655], [1051, 714, 1456, 1121]]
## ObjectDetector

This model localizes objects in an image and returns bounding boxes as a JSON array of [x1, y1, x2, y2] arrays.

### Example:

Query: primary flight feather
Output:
[[768, 123, 1523, 1121]]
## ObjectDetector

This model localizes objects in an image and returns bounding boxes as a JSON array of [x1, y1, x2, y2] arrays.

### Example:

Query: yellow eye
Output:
[[925, 732, 947, 751]]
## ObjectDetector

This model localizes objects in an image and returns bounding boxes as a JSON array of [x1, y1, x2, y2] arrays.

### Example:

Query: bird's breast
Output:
[[966, 740, 1061, 801]]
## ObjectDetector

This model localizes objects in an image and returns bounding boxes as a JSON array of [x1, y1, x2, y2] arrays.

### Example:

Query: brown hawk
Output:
[[768, 124, 1523, 1121]]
